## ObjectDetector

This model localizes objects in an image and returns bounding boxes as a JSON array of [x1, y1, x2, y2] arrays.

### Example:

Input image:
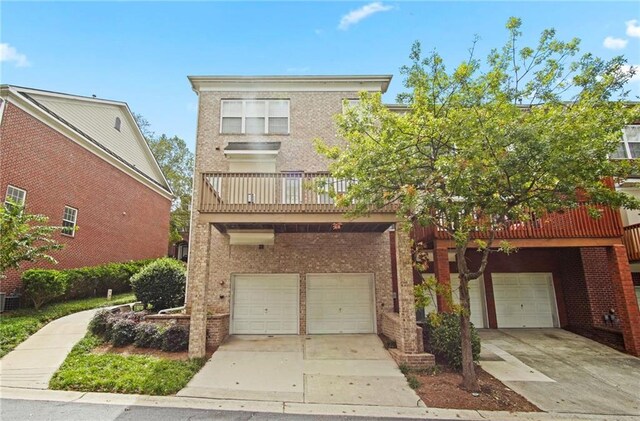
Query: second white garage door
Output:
[[492, 273, 557, 328], [231, 274, 299, 334], [306, 274, 375, 334]]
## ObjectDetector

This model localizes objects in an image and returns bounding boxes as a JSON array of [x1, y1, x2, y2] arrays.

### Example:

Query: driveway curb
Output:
[[2, 386, 638, 421]]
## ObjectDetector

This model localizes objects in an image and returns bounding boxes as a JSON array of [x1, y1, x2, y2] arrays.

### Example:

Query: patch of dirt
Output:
[[93, 344, 214, 360], [412, 365, 541, 412]]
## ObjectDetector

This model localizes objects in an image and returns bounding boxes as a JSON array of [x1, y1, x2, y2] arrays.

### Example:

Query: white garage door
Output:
[[231, 274, 299, 334], [306, 274, 375, 334], [421, 274, 486, 328], [450, 276, 486, 328], [492, 273, 557, 328]]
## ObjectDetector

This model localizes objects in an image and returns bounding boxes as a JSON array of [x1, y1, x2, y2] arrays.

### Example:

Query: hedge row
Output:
[[89, 310, 189, 352], [21, 259, 154, 309]]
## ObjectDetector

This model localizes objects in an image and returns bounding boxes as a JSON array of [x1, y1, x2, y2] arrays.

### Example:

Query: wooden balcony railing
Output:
[[413, 204, 624, 244], [623, 223, 640, 262], [198, 172, 396, 213]]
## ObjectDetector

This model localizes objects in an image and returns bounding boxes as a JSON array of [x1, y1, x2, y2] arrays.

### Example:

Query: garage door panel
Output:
[[492, 273, 556, 328], [449, 276, 486, 328], [307, 274, 375, 334], [231, 274, 299, 334]]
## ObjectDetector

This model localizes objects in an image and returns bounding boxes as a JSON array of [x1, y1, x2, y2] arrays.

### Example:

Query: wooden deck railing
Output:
[[198, 172, 396, 213], [413, 204, 624, 243], [623, 223, 640, 262]]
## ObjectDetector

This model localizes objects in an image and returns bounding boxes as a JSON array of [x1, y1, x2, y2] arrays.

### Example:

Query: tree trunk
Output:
[[458, 274, 479, 391]]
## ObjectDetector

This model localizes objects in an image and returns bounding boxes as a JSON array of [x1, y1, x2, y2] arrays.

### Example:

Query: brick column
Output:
[[394, 226, 418, 353], [187, 222, 212, 358], [607, 245, 640, 356], [433, 244, 452, 313]]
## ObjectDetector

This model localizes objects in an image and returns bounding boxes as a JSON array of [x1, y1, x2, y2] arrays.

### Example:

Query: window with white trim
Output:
[[4, 185, 26, 209], [62, 206, 78, 237], [611, 125, 640, 159], [221, 99, 289, 134]]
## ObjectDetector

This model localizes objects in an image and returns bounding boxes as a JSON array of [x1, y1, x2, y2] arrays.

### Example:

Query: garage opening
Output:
[[231, 274, 299, 334], [306, 273, 375, 334], [492, 273, 558, 328]]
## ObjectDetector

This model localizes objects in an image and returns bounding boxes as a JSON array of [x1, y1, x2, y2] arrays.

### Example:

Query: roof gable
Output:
[[4, 86, 171, 195]]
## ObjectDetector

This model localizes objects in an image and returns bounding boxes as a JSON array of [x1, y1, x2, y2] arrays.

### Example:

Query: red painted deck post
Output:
[[433, 244, 452, 313], [608, 244, 640, 356]]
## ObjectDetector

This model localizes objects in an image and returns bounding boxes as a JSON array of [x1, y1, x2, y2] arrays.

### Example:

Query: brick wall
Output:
[[187, 231, 393, 335], [559, 248, 593, 330], [144, 313, 230, 351], [0, 103, 171, 294], [192, 90, 362, 175]]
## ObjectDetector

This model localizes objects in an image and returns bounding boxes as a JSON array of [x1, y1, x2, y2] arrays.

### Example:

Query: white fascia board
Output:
[[188, 75, 392, 94], [3, 89, 173, 200], [228, 229, 275, 246]]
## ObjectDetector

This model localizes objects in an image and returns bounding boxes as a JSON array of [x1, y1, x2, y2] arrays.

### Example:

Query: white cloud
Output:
[[603, 36, 628, 50], [621, 65, 640, 83], [0, 43, 30, 67], [626, 19, 640, 38], [338, 2, 393, 30]]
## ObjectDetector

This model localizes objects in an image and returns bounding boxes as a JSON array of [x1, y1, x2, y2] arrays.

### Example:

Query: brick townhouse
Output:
[[0, 85, 173, 296], [184, 75, 640, 363]]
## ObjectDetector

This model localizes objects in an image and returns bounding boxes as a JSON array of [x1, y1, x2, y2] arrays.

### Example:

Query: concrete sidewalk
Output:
[[0, 309, 97, 389]]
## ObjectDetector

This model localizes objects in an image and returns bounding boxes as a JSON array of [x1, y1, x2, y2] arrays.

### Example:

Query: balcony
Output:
[[414, 204, 624, 246], [198, 172, 397, 214], [623, 223, 640, 262]]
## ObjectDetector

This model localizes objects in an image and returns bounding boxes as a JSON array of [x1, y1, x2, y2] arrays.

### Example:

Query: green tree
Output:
[[133, 114, 194, 244], [317, 18, 640, 391], [0, 202, 63, 281]]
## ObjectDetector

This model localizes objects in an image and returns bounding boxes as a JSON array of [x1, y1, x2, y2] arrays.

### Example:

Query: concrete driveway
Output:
[[479, 329, 640, 416], [178, 334, 423, 407]]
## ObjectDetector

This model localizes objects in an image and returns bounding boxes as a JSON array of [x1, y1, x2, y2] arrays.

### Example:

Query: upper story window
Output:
[[114, 117, 122, 132], [611, 125, 640, 159], [62, 206, 78, 237], [221, 99, 289, 135], [4, 185, 26, 210]]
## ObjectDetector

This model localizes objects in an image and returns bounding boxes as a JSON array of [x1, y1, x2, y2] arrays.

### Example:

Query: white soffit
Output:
[[228, 229, 275, 245], [188, 75, 392, 93]]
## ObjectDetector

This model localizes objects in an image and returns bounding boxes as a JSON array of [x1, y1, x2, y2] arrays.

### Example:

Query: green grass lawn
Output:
[[50, 334, 205, 395], [0, 292, 135, 358]]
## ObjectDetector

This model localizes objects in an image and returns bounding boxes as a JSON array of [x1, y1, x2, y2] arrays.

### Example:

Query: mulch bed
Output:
[[412, 365, 541, 412], [93, 344, 215, 360]]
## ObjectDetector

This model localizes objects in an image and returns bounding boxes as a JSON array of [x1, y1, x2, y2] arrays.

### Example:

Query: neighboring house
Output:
[[185, 75, 640, 361], [0, 85, 173, 296], [169, 229, 189, 261], [617, 125, 640, 312]]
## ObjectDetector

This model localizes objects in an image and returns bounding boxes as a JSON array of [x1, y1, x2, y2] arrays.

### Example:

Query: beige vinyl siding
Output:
[[26, 94, 166, 188]]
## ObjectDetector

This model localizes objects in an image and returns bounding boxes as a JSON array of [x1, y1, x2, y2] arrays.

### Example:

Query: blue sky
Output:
[[2, 1, 639, 151]]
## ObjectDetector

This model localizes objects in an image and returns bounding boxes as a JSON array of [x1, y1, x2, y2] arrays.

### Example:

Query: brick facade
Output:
[[427, 246, 640, 355], [0, 102, 171, 294], [186, 230, 393, 335]]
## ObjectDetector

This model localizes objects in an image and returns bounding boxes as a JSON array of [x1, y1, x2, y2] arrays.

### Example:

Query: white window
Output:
[[316, 177, 352, 204], [221, 99, 289, 135], [62, 206, 78, 237], [611, 125, 640, 159], [4, 185, 26, 209], [342, 98, 360, 113]]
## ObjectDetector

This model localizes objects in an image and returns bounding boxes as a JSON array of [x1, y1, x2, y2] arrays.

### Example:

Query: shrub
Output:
[[160, 324, 189, 352], [134, 323, 162, 348], [110, 318, 137, 347], [130, 258, 186, 311], [425, 313, 481, 370], [88, 309, 113, 336], [22, 270, 68, 310]]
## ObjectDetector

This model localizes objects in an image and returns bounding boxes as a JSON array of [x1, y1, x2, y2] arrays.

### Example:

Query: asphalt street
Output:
[[0, 399, 442, 421]]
